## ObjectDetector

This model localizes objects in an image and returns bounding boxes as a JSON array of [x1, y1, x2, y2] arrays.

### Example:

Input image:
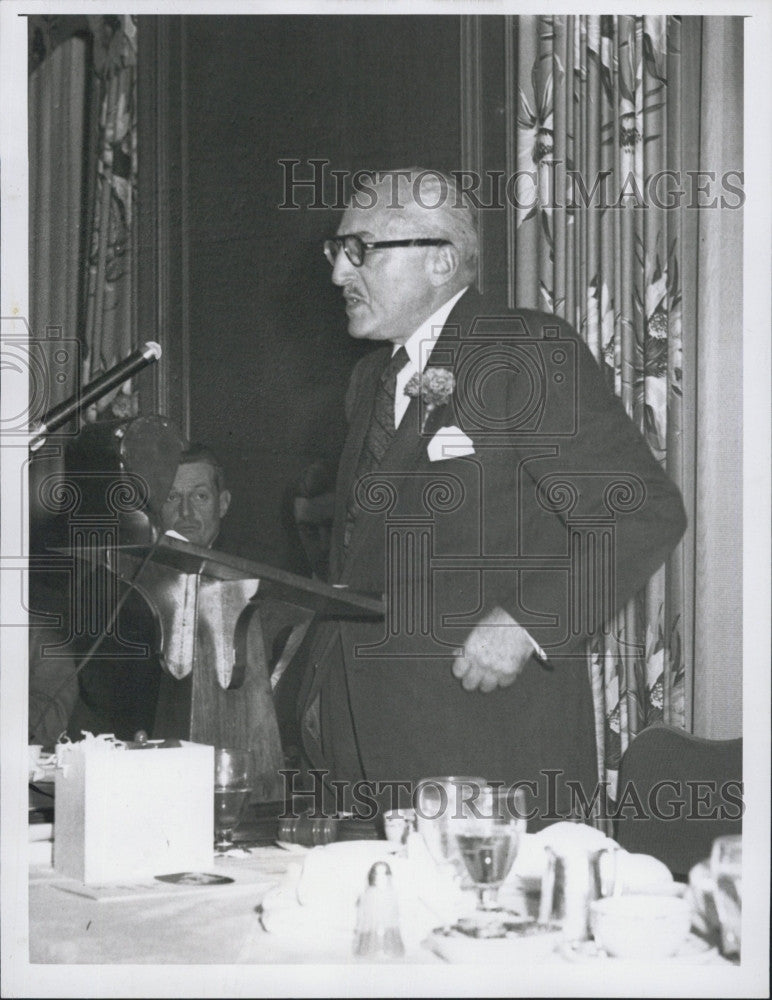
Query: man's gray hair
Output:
[[361, 168, 480, 284]]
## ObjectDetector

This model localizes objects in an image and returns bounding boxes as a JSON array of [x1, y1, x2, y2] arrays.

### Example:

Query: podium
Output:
[[70, 536, 383, 801]]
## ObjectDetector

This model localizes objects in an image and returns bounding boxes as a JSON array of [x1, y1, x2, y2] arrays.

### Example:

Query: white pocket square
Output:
[[427, 425, 475, 462]]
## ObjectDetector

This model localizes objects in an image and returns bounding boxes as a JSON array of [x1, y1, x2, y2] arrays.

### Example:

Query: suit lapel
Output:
[[360, 287, 484, 480], [339, 289, 484, 580]]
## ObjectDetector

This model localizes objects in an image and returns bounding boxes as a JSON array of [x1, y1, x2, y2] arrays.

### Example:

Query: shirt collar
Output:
[[394, 286, 469, 372]]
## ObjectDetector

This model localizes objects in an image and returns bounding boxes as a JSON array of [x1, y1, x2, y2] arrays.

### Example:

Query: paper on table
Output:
[[51, 851, 285, 903]]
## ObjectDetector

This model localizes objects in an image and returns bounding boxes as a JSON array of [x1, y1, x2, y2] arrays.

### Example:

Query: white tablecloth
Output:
[[29, 841, 732, 968], [29, 845, 441, 965]]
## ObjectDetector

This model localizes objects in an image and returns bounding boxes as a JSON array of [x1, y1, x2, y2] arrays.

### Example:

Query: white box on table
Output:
[[54, 739, 214, 884]]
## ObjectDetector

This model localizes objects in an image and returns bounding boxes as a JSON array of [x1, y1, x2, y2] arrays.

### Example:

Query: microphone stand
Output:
[[29, 341, 162, 452]]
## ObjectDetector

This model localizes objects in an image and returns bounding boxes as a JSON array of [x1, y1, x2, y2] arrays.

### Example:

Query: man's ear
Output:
[[427, 242, 460, 287], [218, 490, 231, 519]]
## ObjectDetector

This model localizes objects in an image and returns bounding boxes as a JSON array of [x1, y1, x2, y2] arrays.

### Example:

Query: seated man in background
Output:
[[158, 443, 231, 548], [29, 444, 231, 744]]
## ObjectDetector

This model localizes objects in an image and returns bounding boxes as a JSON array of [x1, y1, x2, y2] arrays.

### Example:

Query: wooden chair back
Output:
[[614, 723, 742, 879]]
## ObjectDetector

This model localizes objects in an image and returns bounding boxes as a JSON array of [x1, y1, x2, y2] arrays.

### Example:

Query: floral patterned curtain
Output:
[[82, 15, 139, 421], [510, 15, 686, 811]]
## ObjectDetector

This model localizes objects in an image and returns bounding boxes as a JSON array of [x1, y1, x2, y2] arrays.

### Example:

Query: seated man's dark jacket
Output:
[[29, 565, 162, 743], [66, 580, 162, 741]]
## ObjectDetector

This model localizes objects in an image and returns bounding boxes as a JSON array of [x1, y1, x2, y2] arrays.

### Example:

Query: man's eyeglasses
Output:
[[323, 234, 451, 268]]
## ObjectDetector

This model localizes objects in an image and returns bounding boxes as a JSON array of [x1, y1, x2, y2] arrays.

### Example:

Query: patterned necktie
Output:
[[343, 345, 409, 551]]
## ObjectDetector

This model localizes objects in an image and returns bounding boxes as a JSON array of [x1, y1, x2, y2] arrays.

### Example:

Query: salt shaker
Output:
[[353, 861, 405, 959]]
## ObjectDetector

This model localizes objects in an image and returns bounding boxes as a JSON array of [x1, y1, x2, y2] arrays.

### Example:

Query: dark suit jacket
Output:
[[66, 578, 163, 742], [27, 564, 162, 745], [298, 289, 686, 818]]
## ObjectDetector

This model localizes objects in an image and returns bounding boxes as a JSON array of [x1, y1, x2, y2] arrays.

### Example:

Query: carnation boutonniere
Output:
[[404, 367, 455, 431]]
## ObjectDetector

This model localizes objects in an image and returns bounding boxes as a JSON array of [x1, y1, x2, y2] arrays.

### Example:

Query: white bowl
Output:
[[590, 894, 692, 959]]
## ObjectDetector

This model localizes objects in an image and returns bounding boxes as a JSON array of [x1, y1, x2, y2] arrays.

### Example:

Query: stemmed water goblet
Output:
[[414, 776, 487, 877], [213, 747, 253, 852], [455, 785, 527, 914]]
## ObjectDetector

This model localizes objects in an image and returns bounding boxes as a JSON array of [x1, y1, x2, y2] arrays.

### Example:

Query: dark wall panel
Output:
[[182, 15, 461, 569]]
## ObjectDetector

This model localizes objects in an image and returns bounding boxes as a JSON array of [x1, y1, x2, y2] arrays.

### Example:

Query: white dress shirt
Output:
[[392, 286, 468, 429]]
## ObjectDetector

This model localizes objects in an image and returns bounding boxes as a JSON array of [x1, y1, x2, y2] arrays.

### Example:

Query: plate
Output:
[[558, 933, 716, 964], [427, 919, 563, 964]]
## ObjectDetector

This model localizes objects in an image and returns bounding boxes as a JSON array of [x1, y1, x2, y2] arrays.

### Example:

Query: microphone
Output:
[[29, 341, 162, 451]]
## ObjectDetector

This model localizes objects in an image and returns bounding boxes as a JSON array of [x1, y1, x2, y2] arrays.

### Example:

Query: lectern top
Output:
[[64, 535, 384, 620]]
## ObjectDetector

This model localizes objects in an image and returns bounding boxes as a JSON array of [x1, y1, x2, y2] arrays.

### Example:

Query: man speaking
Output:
[[297, 168, 686, 823]]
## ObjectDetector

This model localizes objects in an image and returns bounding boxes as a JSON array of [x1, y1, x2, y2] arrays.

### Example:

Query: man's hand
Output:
[[452, 606, 537, 693]]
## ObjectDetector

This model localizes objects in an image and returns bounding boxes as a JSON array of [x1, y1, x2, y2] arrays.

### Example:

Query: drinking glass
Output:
[[455, 785, 527, 911], [414, 776, 486, 875], [214, 748, 253, 851]]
